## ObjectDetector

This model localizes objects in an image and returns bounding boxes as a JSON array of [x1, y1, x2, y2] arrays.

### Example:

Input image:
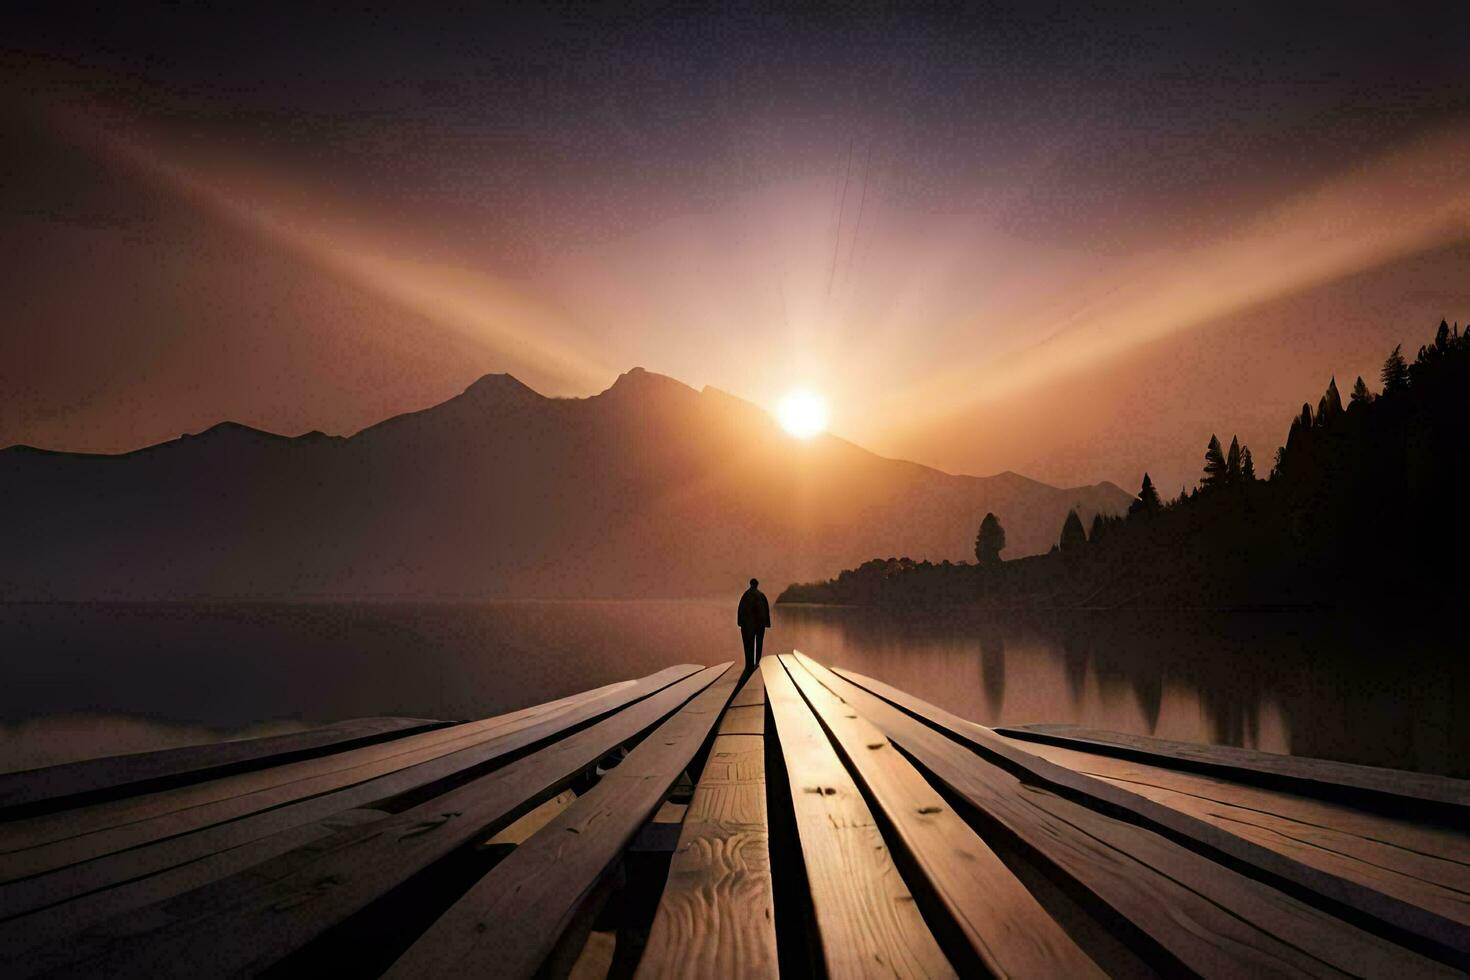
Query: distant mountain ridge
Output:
[[0, 369, 1130, 599]]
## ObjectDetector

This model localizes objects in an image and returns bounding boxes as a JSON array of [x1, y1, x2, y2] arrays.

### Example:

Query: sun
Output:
[[777, 388, 829, 439]]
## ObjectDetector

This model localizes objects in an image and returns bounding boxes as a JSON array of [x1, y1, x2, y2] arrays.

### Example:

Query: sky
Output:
[[4, 2, 1470, 493]]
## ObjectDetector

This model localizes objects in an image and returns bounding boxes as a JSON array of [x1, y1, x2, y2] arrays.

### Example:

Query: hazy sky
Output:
[[4, 2, 1469, 492]]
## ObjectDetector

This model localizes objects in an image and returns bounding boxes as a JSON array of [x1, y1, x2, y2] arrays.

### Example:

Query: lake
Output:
[[2, 600, 1464, 777]]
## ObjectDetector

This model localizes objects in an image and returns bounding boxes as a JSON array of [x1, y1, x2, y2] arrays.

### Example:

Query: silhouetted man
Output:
[[737, 578, 770, 670]]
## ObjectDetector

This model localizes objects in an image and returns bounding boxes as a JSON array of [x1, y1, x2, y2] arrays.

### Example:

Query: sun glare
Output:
[[777, 389, 829, 439]]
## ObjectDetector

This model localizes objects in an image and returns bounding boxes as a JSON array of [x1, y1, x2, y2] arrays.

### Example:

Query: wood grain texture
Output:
[[785, 654, 1101, 978], [998, 724, 1470, 813], [638, 671, 776, 979], [761, 658, 954, 979], [992, 743, 1470, 866], [0, 670, 691, 917], [0, 717, 446, 818], [0, 680, 634, 863], [7, 666, 727, 979], [385, 664, 737, 978], [0, 809, 387, 958], [1016, 740, 1470, 927], [827, 662, 1462, 977]]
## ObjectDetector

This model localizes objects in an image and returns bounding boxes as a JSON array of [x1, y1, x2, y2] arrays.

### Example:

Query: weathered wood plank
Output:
[[0, 717, 447, 818], [0, 680, 633, 863], [384, 664, 739, 978], [817, 658, 1458, 980], [716, 704, 764, 735], [0, 809, 388, 958], [1016, 740, 1470, 926], [834, 664, 1464, 969], [999, 741, 1470, 866], [760, 658, 954, 979], [997, 724, 1470, 816], [636, 736, 772, 978], [638, 671, 776, 980], [783, 654, 1101, 978], [0, 666, 699, 921], [10, 665, 731, 979]]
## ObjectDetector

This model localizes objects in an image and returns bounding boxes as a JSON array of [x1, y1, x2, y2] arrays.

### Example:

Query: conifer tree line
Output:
[[784, 318, 1470, 606], [971, 318, 1470, 559]]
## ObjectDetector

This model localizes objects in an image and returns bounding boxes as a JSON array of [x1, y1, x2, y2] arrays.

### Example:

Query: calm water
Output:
[[2, 600, 1465, 777]]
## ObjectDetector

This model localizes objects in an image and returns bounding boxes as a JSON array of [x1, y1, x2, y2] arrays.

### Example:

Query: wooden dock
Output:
[[1, 652, 1466, 977]]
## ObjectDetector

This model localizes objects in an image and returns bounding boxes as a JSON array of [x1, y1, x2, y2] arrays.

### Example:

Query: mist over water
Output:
[[2, 600, 1464, 777]]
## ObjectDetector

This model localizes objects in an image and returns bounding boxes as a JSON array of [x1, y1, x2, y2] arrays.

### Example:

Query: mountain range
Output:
[[0, 369, 1130, 599]]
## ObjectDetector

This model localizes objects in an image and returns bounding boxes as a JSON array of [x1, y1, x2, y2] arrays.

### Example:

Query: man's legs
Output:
[[753, 628, 764, 664], [741, 627, 756, 669]]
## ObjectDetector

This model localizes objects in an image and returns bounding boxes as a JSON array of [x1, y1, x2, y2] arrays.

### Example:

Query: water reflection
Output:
[[978, 628, 1005, 717], [1, 601, 1464, 778], [777, 605, 1467, 778]]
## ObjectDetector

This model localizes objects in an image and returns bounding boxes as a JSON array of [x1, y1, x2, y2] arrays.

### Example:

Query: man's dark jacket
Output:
[[737, 587, 771, 630]]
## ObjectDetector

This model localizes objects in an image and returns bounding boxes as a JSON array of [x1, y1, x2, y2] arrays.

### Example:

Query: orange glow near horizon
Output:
[[776, 389, 829, 440], [19, 99, 1470, 495]]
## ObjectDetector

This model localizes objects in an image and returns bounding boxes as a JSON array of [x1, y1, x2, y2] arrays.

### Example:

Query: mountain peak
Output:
[[603, 367, 697, 400], [190, 421, 280, 442], [463, 373, 541, 400]]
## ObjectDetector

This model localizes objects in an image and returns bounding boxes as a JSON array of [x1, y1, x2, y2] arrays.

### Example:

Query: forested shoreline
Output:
[[779, 320, 1470, 608]]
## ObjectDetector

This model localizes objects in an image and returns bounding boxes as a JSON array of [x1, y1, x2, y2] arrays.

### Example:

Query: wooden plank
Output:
[[997, 741, 1470, 866], [0, 717, 448, 818], [716, 704, 764, 735], [10, 664, 732, 979], [652, 800, 687, 823], [638, 672, 776, 979], [637, 735, 772, 978], [759, 657, 954, 979], [0, 666, 699, 921], [729, 670, 765, 707], [1016, 740, 1470, 927], [482, 790, 578, 847], [384, 664, 739, 978], [0, 809, 389, 958], [0, 681, 645, 884], [997, 724, 1470, 817], [570, 930, 617, 979], [831, 663, 1470, 974], [783, 655, 1101, 978], [0, 680, 633, 864]]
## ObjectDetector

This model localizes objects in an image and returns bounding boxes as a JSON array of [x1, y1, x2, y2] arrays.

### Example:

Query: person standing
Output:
[[737, 578, 771, 670]]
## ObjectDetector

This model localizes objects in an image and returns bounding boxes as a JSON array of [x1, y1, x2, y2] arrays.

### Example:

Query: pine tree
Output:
[[1320, 377, 1343, 422], [1435, 319, 1452, 353], [974, 512, 1006, 565], [1128, 472, 1162, 517], [1226, 436, 1242, 483], [1089, 512, 1107, 543], [1299, 403, 1313, 428], [1059, 509, 1087, 553], [1350, 376, 1371, 405], [1202, 434, 1228, 489], [1240, 445, 1256, 481], [1381, 344, 1409, 394]]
